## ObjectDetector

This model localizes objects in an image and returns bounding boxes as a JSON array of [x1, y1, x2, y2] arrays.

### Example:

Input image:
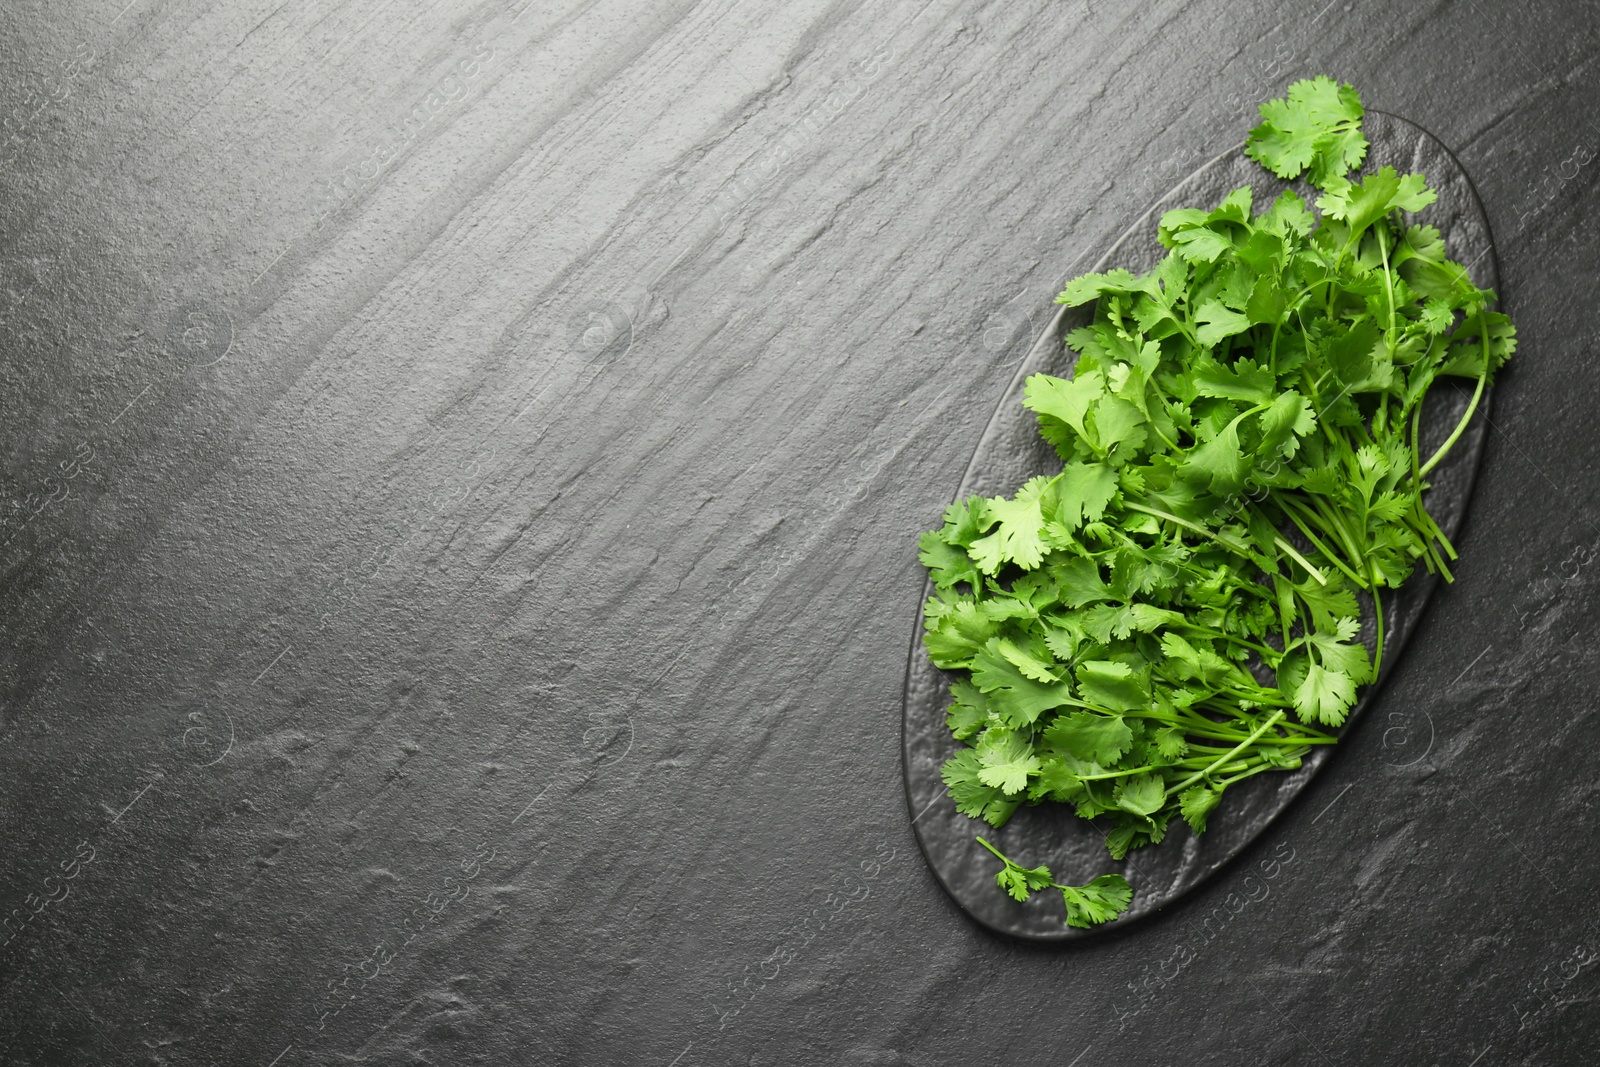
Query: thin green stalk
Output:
[[1420, 361, 1488, 477], [1278, 500, 1367, 587], [1165, 711, 1285, 797]]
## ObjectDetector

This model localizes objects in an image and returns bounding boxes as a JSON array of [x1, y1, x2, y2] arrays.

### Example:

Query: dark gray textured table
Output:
[[1, 2, 1596, 1064]]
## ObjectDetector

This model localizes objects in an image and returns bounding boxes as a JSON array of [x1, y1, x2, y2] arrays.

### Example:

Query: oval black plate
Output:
[[902, 111, 1499, 940]]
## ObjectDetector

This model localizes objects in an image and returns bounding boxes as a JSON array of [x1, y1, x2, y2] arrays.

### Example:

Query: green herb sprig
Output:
[[921, 77, 1514, 928]]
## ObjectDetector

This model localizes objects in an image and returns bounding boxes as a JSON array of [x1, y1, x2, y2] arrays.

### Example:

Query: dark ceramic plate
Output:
[[903, 111, 1498, 941]]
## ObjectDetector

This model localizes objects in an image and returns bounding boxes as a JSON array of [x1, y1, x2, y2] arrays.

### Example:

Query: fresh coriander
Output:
[[921, 77, 1513, 928], [976, 837, 1133, 929]]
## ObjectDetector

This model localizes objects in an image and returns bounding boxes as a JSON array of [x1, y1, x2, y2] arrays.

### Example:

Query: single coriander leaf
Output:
[[1051, 556, 1113, 608], [1192, 355, 1277, 404], [1031, 757, 1087, 803], [1179, 784, 1223, 833], [1194, 300, 1254, 347], [1304, 627, 1375, 685], [1159, 632, 1241, 689], [918, 530, 982, 590], [995, 637, 1060, 683], [1043, 711, 1134, 766], [1439, 311, 1517, 377], [1293, 662, 1358, 726], [1104, 816, 1142, 860], [1075, 659, 1152, 712], [922, 600, 1001, 669], [1058, 873, 1134, 928], [941, 749, 1021, 826], [1056, 268, 1143, 307], [945, 680, 991, 742], [1025, 370, 1109, 459], [1244, 76, 1366, 188], [1053, 461, 1120, 533], [1152, 725, 1188, 760], [1113, 772, 1166, 818], [1418, 298, 1455, 335], [968, 475, 1054, 574], [1257, 389, 1317, 458], [939, 496, 990, 547], [1085, 395, 1150, 460], [976, 730, 1044, 795], [1207, 185, 1255, 224], [1182, 417, 1250, 495], [971, 638, 1075, 727], [996, 859, 1056, 903], [1168, 225, 1234, 264]]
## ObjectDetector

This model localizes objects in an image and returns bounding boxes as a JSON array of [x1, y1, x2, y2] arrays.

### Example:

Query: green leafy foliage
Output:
[[1245, 75, 1367, 188], [920, 79, 1515, 927], [977, 838, 1134, 928]]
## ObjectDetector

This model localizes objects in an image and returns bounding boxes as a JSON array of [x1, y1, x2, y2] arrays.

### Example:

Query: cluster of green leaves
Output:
[[919, 77, 1515, 927], [976, 837, 1133, 929]]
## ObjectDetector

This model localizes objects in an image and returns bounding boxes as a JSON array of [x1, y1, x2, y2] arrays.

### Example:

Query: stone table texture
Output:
[[1, 1, 1597, 1064]]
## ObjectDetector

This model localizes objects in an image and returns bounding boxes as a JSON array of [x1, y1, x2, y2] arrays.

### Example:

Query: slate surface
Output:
[[0, 1, 1597, 1064]]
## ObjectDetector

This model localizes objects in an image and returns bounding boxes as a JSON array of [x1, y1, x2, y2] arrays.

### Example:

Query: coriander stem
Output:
[[1213, 762, 1279, 789], [1378, 224, 1398, 354], [1122, 502, 1250, 556], [1173, 622, 1277, 657], [1272, 535, 1327, 586], [1312, 495, 1367, 567], [1369, 559, 1386, 674], [1165, 710, 1285, 797], [1278, 500, 1367, 586], [974, 836, 1009, 864], [1419, 360, 1488, 477]]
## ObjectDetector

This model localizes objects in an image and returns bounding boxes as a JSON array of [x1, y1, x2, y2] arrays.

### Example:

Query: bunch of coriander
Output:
[[918, 77, 1514, 928]]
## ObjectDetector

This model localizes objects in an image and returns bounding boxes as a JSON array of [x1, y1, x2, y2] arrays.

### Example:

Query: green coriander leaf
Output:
[[1257, 389, 1316, 458], [996, 859, 1055, 902], [1104, 816, 1142, 860], [1193, 355, 1277, 404], [1293, 662, 1358, 726], [971, 638, 1075, 727], [1245, 76, 1367, 188], [1056, 268, 1143, 307], [1114, 772, 1166, 817], [1053, 462, 1120, 532], [1024, 371, 1103, 458], [1168, 225, 1233, 264], [1418, 298, 1454, 335], [1075, 659, 1152, 712], [1043, 711, 1134, 766], [945, 680, 990, 741], [942, 749, 1022, 826], [976, 730, 1043, 795], [1051, 556, 1113, 608], [969, 476, 1054, 574], [1152, 725, 1188, 760], [1194, 300, 1253, 347], [995, 637, 1060, 683], [1182, 417, 1249, 495], [922, 599, 1001, 669], [1316, 166, 1436, 237], [1304, 626, 1374, 685], [1179, 785, 1223, 833], [939, 496, 990, 547], [1086, 395, 1150, 460], [918, 530, 982, 590], [1058, 874, 1134, 928]]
